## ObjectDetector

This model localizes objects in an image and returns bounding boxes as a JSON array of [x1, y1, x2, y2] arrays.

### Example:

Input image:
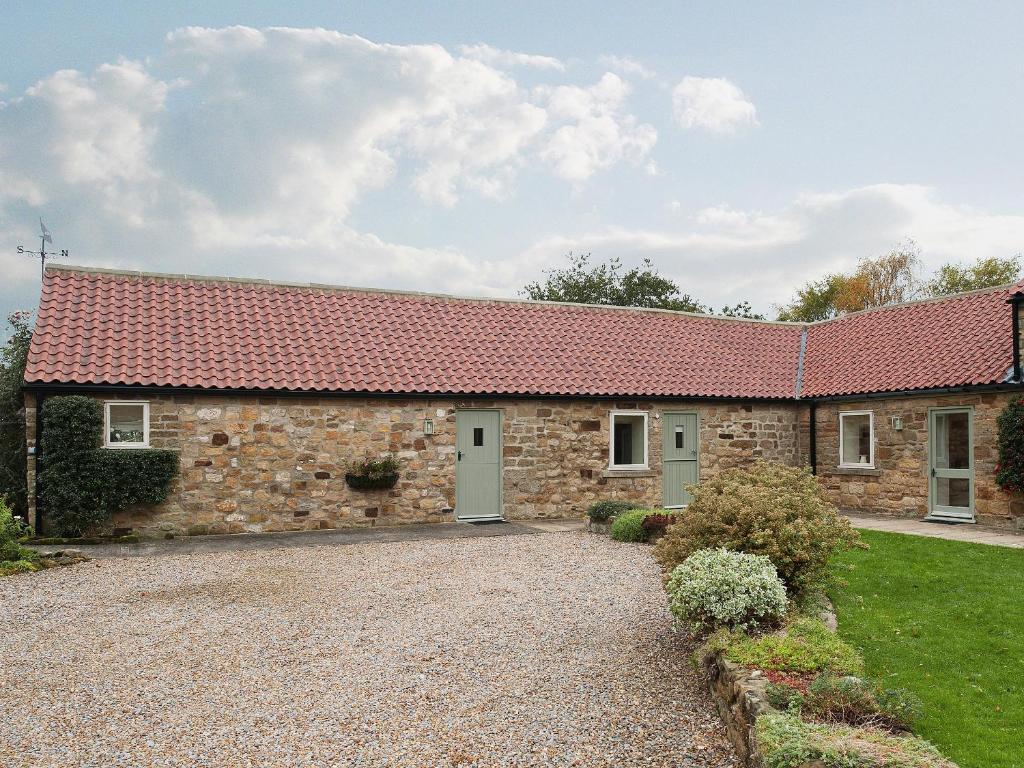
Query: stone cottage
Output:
[[22, 265, 1024, 535]]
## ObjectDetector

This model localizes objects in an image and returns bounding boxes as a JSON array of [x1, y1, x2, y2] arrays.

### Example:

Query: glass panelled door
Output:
[[928, 408, 974, 521]]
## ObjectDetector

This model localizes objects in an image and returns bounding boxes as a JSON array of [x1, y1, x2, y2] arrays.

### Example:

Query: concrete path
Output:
[[845, 513, 1024, 549], [31, 518, 586, 559]]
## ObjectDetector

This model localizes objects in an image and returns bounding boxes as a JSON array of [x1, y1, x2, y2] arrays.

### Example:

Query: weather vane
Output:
[[18, 218, 70, 279]]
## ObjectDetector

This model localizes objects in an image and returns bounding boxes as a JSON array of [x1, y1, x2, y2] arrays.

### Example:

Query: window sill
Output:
[[603, 468, 655, 478], [103, 444, 152, 450], [834, 465, 881, 476]]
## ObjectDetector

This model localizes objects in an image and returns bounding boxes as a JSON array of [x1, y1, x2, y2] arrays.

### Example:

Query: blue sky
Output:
[[3, 1, 1024, 333]]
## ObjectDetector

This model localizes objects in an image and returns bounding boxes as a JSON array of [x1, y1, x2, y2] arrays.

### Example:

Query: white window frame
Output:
[[608, 410, 649, 470], [838, 410, 874, 469], [104, 401, 151, 449]]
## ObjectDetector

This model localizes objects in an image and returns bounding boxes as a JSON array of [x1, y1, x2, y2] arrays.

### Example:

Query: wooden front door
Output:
[[662, 412, 698, 508], [455, 410, 503, 521]]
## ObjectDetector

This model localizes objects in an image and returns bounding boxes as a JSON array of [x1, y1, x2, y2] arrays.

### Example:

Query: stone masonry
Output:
[[815, 391, 1024, 530], [24, 392, 804, 537]]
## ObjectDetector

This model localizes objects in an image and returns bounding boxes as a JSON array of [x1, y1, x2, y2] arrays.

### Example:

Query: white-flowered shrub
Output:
[[666, 548, 788, 634]]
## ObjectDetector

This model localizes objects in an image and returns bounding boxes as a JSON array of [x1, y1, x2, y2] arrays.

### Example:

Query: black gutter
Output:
[[21, 381, 798, 405], [24, 379, 1024, 404]]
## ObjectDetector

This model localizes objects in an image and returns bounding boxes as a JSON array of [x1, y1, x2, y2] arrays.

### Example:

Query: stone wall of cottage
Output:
[[24, 392, 805, 536], [814, 391, 1024, 530]]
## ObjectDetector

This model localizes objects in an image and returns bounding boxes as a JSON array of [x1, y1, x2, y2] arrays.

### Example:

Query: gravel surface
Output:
[[1, 531, 740, 767]]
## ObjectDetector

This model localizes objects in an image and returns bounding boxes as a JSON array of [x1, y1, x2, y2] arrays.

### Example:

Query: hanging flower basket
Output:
[[345, 454, 401, 491], [345, 472, 399, 491]]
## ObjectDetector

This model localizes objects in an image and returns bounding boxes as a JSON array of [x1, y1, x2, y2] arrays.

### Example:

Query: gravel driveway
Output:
[[1, 531, 738, 767]]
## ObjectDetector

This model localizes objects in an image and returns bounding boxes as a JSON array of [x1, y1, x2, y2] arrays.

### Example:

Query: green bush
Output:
[[610, 508, 657, 542], [653, 461, 863, 595], [756, 712, 955, 768], [1, 496, 25, 561], [716, 617, 864, 676], [587, 499, 637, 522], [666, 548, 788, 634], [766, 682, 805, 712], [996, 397, 1024, 491], [39, 396, 178, 537]]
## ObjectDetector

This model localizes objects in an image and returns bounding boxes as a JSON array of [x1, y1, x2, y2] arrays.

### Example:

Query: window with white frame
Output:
[[838, 411, 873, 468], [104, 402, 150, 448], [609, 411, 648, 469]]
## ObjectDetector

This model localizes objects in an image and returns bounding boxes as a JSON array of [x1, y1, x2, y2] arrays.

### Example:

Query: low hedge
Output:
[[40, 396, 178, 536]]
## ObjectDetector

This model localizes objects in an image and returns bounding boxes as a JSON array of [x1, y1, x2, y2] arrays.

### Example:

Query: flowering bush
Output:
[[654, 461, 862, 596], [666, 548, 788, 634]]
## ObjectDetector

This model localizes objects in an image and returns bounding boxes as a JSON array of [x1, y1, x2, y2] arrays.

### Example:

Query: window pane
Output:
[[675, 425, 684, 450], [109, 404, 145, 444], [840, 414, 871, 465], [473, 427, 484, 447], [934, 412, 969, 470], [612, 414, 645, 466], [936, 477, 970, 508]]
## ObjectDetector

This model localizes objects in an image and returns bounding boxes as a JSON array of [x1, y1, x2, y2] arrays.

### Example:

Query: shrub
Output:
[[1, 496, 25, 561], [717, 617, 864, 676], [666, 548, 788, 634], [40, 396, 178, 537], [347, 454, 400, 479], [996, 398, 1024, 491], [756, 712, 954, 768], [766, 682, 805, 712], [653, 461, 862, 595], [586, 499, 637, 522], [610, 508, 652, 542], [804, 675, 922, 732]]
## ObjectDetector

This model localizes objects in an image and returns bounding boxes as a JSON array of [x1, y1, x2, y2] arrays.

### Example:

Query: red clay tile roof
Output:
[[800, 285, 1016, 397], [24, 267, 1017, 399], [24, 267, 804, 399]]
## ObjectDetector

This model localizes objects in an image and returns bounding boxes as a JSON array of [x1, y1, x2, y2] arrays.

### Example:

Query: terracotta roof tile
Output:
[[801, 286, 1015, 397], [24, 268, 804, 399], [25, 267, 1016, 399]]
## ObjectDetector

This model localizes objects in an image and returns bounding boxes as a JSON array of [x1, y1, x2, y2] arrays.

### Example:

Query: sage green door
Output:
[[663, 412, 698, 508], [928, 407, 974, 522], [455, 410, 503, 520]]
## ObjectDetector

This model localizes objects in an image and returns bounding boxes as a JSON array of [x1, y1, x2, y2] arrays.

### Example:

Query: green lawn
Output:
[[830, 530, 1024, 768]]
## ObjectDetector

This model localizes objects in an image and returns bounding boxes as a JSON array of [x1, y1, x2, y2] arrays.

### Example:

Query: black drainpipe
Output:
[[1009, 293, 1022, 383], [809, 400, 817, 475], [33, 391, 46, 532]]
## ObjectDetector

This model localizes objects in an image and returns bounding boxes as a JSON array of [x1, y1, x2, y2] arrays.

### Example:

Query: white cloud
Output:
[[598, 55, 655, 79], [458, 43, 564, 71], [520, 184, 1024, 314], [672, 76, 758, 134], [537, 73, 657, 181], [0, 26, 656, 323]]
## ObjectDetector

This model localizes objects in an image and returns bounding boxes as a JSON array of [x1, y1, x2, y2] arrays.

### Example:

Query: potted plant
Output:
[[345, 454, 401, 490]]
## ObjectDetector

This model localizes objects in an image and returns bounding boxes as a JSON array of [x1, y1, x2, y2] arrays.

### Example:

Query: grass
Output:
[[830, 529, 1024, 768]]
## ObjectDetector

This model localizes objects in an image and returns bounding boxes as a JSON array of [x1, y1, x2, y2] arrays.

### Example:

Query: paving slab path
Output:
[[0, 531, 737, 768], [845, 513, 1024, 548]]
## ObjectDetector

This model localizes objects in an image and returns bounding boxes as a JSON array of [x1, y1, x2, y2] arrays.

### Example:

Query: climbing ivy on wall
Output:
[[996, 397, 1024, 493], [39, 396, 178, 536]]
